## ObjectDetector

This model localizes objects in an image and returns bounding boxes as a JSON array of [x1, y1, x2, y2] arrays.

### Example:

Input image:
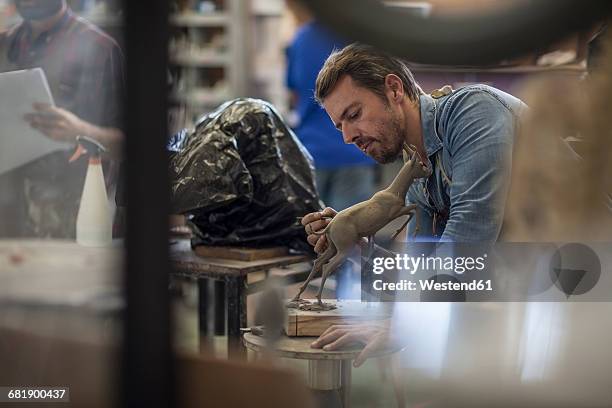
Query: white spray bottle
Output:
[[69, 136, 112, 247]]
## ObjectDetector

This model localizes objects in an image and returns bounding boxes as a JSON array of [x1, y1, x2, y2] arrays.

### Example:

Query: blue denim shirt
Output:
[[407, 85, 527, 243]]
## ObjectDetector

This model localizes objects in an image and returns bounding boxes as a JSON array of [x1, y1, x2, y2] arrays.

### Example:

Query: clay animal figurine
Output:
[[292, 144, 432, 307]]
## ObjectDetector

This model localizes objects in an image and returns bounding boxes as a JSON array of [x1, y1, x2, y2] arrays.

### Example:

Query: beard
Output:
[[15, 0, 64, 21], [369, 115, 404, 164]]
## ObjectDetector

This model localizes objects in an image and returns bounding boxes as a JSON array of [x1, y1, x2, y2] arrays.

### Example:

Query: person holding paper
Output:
[[0, 0, 125, 238]]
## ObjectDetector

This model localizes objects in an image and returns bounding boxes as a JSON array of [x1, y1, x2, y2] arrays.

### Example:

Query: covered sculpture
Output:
[[168, 98, 323, 252]]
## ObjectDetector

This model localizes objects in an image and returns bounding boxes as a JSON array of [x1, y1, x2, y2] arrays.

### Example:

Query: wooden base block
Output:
[[194, 245, 288, 261], [285, 300, 392, 337]]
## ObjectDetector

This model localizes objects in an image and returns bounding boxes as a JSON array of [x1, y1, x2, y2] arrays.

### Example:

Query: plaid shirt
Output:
[[0, 9, 125, 238]]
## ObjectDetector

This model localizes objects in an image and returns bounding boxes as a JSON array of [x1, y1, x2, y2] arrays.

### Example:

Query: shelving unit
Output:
[[169, 0, 250, 128], [170, 11, 229, 26], [171, 51, 230, 67], [69, 0, 250, 130], [171, 89, 229, 107], [249, 0, 289, 116]]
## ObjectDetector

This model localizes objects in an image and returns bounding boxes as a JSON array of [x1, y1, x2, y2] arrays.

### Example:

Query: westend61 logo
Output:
[[371, 253, 488, 275], [361, 243, 607, 302]]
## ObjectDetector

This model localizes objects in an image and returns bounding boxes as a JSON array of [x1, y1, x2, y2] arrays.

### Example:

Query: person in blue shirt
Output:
[[285, 0, 375, 211]]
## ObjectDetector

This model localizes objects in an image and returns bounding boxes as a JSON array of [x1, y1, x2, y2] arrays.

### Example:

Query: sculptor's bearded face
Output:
[[14, 0, 65, 21], [323, 75, 404, 164]]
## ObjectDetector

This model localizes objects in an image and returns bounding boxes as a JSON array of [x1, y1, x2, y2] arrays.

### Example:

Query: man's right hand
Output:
[[301, 207, 337, 254]]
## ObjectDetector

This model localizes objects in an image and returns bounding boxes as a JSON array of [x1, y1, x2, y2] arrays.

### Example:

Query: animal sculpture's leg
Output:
[[390, 204, 418, 240], [391, 212, 414, 241], [316, 248, 352, 305], [366, 235, 375, 261], [292, 241, 336, 301], [413, 207, 421, 238], [355, 236, 376, 270]]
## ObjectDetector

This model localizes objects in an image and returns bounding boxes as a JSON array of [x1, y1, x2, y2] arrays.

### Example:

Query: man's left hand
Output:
[[310, 322, 395, 367], [24, 103, 88, 143]]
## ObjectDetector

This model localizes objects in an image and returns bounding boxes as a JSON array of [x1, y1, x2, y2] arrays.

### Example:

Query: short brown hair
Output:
[[315, 43, 423, 105]]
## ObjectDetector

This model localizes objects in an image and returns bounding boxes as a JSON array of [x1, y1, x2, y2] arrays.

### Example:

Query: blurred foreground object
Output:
[[0, 240, 313, 408], [300, 0, 612, 65], [0, 239, 122, 406], [0, 1, 125, 238], [503, 31, 612, 241], [0, 329, 315, 408]]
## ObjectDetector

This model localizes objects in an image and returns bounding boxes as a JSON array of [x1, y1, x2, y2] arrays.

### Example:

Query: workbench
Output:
[[169, 238, 311, 358]]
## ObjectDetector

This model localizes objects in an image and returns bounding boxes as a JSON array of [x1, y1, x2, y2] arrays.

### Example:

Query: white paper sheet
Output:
[[0, 68, 72, 175]]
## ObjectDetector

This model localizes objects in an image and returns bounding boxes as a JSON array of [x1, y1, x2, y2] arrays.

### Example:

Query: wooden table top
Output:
[[169, 239, 310, 278], [0, 239, 122, 309]]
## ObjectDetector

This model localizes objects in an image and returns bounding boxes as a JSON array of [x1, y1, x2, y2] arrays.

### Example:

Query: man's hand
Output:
[[24, 103, 87, 143], [310, 322, 394, 367], [301, 207, 337, 254]]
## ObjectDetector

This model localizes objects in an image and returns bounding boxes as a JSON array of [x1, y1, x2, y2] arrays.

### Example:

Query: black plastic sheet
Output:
[[168, 98, 323, 252]]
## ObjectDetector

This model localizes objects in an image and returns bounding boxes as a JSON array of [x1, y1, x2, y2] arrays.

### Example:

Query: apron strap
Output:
[[428, 85, 454, 236]]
